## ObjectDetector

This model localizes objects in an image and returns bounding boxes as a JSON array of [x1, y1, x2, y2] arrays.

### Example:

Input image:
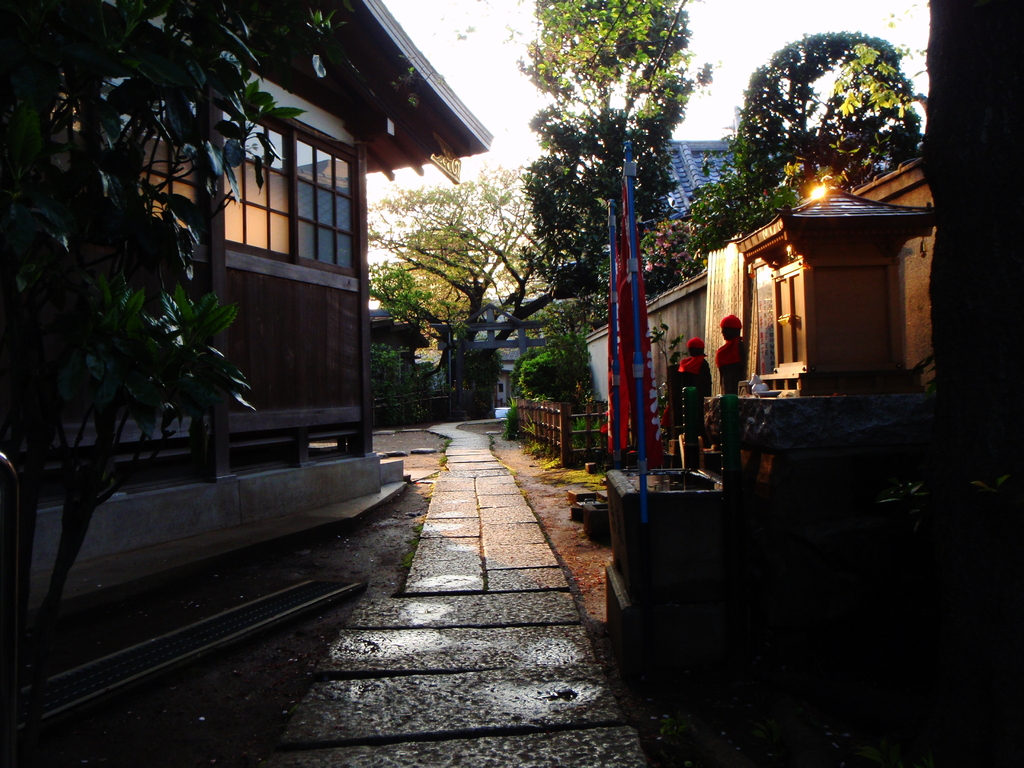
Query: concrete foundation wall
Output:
[[31, 454, 383, 573]]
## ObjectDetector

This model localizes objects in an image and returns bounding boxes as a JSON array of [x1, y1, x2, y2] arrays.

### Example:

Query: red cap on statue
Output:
[[720, 314, 742, 329]]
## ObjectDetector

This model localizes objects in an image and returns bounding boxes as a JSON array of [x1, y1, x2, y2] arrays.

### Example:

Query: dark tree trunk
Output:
[[923, 1, 1024, 765]]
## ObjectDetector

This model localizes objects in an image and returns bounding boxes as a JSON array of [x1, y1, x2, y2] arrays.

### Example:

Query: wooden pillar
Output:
[[206, 100, 233, 481], [356, 144, 374, 455], [292, 426, 309, 467], [559, 402, 572, 468]]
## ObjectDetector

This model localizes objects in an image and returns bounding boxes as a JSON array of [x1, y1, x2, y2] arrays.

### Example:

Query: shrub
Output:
[[502, 401, 519, 439], [512, 332, 592, 407]]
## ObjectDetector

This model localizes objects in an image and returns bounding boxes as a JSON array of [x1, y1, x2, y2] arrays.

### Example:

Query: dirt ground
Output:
[[28, 424, 892, 768]]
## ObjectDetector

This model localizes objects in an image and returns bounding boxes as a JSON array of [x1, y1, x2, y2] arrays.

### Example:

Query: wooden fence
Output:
[[515, 399, 607, 467], [373, 389, 450, 427]]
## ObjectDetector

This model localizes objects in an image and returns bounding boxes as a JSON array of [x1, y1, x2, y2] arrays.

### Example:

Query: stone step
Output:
[[264, 725, 648, 767], [484, 543, 559, 570], [345, 592, 579, 629], [318, 625, 595, 677], [278, 665, 625, 749], [487, 567, 568, 593]]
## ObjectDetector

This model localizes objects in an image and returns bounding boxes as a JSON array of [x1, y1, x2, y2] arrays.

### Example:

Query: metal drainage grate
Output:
[[20, 580, 363, 725]]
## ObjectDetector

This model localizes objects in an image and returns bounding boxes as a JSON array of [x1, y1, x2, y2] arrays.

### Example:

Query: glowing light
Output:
[[810, 185, 828, 200]]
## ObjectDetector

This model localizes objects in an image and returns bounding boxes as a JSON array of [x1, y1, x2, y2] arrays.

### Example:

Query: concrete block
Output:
[[583, 504, 610, 539], [605, 565, 726, 678], [238, 456, 381, 523], [567, 490, 597, 505], [607, 470, 724, 604], [33, 479, 242, 570], [379, 458, 405, 485]]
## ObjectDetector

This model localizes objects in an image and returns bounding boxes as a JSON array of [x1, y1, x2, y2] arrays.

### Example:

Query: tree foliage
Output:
[[370, 343, 444, 427], [689, 32, 921, 256], [0, 0, 336, 754], [639, 217, 704, 296], [513, 331, 592, 408], [522, 0, 707, 302], [370, 165, 550, 342]]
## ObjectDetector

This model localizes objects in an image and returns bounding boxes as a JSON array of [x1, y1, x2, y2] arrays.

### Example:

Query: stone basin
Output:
[[607, 469, 724, 604]]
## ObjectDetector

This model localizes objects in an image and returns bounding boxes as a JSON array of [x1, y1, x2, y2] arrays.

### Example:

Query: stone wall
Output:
[[706, 394, 939, 679]]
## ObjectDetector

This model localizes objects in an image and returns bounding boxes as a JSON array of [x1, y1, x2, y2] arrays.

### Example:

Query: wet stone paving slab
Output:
[[482, 522, 546, 546], [279, 665, 625, 748], [477, 493, 530, 508], [319, 625, 595, 676], [428, 481, 475, 493], [264, 726, 648, 768], [484, 543, 560, 570], [425, 503, 479, 520], [479, 506, 538, 524], [445, 468, 510, 478], [420, 518, 480, 538], [487, 567, 568, 592], [345, 592, 580, 629], [403, 570, 484, 595], [272, 422, 646, 767], [414, 537, 480, 562], [475, 477, 519, 490]]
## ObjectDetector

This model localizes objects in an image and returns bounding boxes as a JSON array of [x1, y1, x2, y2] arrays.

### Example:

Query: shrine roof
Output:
[[736, 187, 934, 255]]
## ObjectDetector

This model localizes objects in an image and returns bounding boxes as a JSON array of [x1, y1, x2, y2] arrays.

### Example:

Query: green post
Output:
[[721, 394, 741, 472], [684, 386, 701, 469], [720, 393, 746, 660]]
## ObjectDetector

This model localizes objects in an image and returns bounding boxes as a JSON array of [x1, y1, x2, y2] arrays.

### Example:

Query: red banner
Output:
[[616, 182, 663, 468]]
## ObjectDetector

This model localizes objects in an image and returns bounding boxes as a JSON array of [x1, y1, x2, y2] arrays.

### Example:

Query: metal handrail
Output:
[[0, 451, 18, 768]]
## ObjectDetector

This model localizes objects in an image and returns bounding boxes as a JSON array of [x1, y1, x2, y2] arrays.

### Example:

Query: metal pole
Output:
[[607, 200, 622, 470], [623, 142, 649, 519], [0, 452, 19, 768], [624, 142, 654, 669]]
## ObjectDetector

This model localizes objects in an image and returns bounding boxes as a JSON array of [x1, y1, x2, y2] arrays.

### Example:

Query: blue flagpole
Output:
[[608, 200, 622, 470], [625, 142, 655, 670], [623, 142, 649, 525]]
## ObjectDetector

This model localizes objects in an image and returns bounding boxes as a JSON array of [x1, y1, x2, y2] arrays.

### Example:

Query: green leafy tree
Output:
[[370, 165, 551, 343], [639, 217, 704, 295], [689, 32, 921, 256], [370, 344, 443, 427], [0, 0, 336, 755], [522, 0, 707, 304], [513, 331, 592, 408]]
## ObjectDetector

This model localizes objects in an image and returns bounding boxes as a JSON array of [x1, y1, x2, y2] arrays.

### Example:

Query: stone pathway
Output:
[[264, 423, 646, 767]]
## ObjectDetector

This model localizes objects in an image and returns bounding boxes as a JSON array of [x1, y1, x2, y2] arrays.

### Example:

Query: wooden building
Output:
[[31, 0, 491, 572]]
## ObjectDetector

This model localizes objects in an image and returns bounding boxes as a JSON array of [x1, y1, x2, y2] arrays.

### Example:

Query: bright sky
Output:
[[369, 0, 930, 196]]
